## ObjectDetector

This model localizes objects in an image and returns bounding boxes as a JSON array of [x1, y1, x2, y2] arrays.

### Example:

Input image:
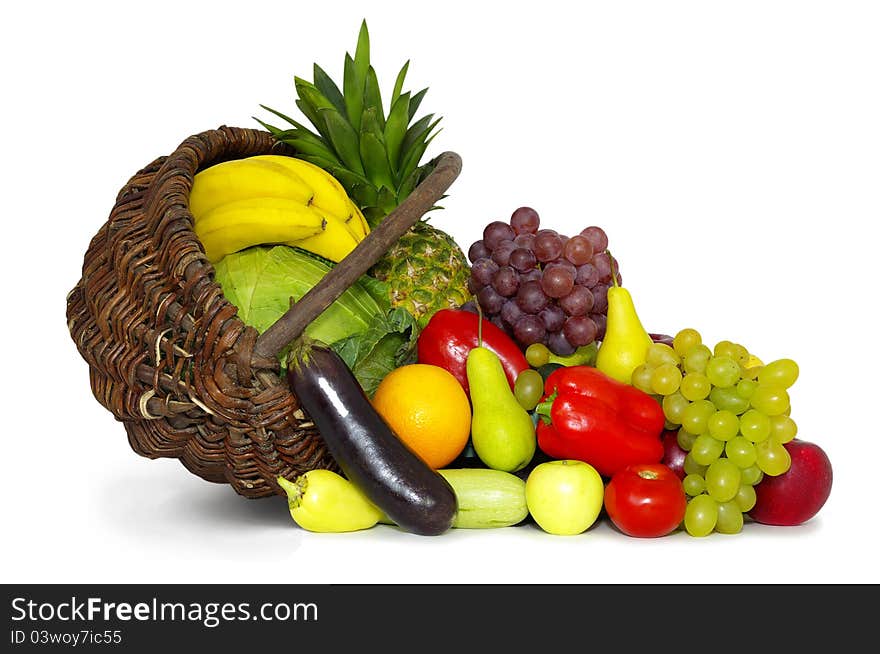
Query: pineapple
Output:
[[369, 220, 471, 322], [257, 20, 471, 326]]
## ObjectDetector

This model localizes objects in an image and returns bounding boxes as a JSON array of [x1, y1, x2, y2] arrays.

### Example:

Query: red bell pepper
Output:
[[417, 308, 529, 395], [535, 366, 665, 477]]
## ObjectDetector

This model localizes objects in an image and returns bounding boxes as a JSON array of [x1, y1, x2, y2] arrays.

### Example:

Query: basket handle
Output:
[[251, 150, 463, 362]]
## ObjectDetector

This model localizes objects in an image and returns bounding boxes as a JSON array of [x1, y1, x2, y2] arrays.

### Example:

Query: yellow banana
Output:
[[189, 157, 314, 217], [320, 201, 368, 242], [260, 156, 368, 241], [189, 155, 370, 263], [194, 197, 326, 264], [346, 197, 371, 239], [288, 210, 361, 262]]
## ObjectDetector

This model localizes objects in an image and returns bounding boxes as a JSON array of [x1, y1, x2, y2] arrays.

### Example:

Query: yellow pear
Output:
[[595, 253, 654, 384]]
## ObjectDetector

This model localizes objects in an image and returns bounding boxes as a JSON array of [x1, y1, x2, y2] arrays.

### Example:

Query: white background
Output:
[[2, 0, 878, 585]]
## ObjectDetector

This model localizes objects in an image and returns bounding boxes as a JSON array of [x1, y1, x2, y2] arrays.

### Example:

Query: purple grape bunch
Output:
[[466, 207, 622, 356]]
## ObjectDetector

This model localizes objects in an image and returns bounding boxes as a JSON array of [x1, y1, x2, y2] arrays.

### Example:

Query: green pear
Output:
[[467, 346, 536, 472], [595, 255, 653, 384]]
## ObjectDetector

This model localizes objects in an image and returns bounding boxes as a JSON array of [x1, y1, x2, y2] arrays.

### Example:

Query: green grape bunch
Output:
[[632, 328, 800, 537]]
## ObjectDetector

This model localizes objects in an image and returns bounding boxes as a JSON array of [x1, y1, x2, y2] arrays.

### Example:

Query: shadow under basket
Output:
[[66, 125, 462, 499]]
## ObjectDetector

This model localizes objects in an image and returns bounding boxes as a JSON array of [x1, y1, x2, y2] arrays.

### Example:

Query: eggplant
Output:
[[286, 343, 458, 536]]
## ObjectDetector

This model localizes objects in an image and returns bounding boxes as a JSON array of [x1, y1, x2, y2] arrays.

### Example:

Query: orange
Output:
[[372, 364, 472, 469]]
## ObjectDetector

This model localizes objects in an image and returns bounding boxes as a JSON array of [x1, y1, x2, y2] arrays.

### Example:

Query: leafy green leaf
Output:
[[344, 21, 371, 131], [360, 104, 385, 140], [324, 165, 371, 195], [414, 160, 439, 186], [391, 60, 410, 107], [294, 86, 335, 146], [400, 114, 438, 161], [354, 20, 371, 78], [376, 185, 399, 217], [362, 66, 385, 130], [313, 63, 347, 116], [384, 91, 410, 173], [215, 245, 381, 342], [255, 106, 336, 161], [360, 132, 395, 191], [278, 137, 342, 165], [397, 116, 441, 185], [297, 154, 351, 175], [348, 180, 384, 219], [252, 117, 285, 137], [399, 128, 441, 188], [362, 205, 386, 227], [351, 181, 379, 209], [358, 274, 394, 308], [319, 107, 365, 175], [295, 77, 338, 127], [398, 160, 442, 214], [292, 98, 326, 142], [398, 168, 420, 200], [409, 87, 429, 121], [258, 103, 312, 132], [333, 306, 420, 396], [343, 53, 363, 132], [358, 107, 394, 190], [215, 244, 417, 393]]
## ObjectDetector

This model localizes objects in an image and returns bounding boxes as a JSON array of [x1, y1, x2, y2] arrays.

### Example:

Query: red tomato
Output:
[[603, 463, 687, 538]]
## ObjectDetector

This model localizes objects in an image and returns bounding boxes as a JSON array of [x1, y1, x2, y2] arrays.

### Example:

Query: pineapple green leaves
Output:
[[256, 20, 442, 227]]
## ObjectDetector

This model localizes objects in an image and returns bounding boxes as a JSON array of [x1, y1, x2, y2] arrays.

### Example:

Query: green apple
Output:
[[525, 460, 604, 535]]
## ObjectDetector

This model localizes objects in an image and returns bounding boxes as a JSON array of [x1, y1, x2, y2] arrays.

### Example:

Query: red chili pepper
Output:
[[535, 366, 665, 477], [417, 309, 529, 395]]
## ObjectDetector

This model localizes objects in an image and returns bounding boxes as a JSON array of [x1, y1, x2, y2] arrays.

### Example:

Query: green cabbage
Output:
[[214, 245, 418, 395]]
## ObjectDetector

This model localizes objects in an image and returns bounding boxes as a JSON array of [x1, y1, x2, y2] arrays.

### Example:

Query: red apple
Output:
[[661, 430, 687, 480], [749, 439, 833, 526]]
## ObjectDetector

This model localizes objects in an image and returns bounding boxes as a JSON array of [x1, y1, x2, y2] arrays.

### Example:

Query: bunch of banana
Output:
[[189, 155, 370, 263]]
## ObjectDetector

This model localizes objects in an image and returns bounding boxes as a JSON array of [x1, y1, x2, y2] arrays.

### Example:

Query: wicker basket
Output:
[[66, 125, 462, 499]]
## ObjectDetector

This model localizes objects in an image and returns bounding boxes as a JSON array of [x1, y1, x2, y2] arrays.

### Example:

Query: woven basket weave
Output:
[[66, 125, 462, 499]]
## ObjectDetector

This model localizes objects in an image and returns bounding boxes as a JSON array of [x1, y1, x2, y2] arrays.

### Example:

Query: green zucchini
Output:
[[437, 468, 528, 529]]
